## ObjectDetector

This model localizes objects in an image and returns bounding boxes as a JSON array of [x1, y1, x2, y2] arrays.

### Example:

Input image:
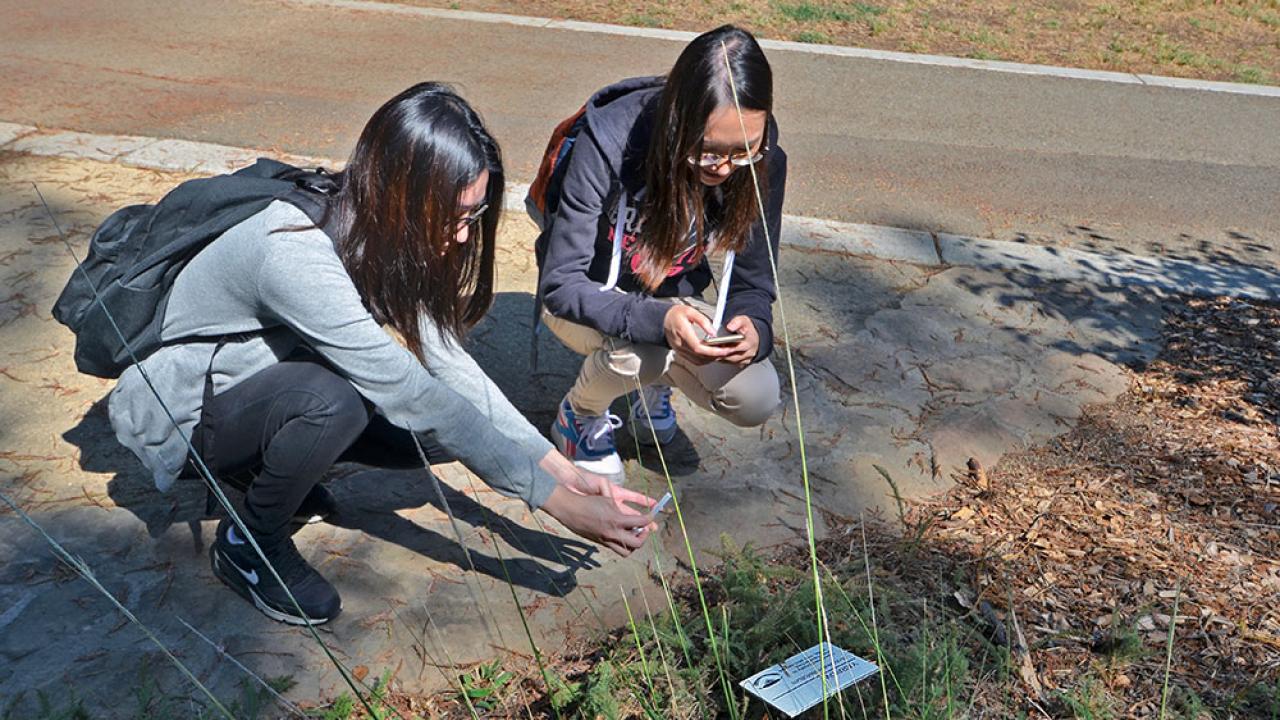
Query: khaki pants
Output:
[[542, 298, 780, 427]]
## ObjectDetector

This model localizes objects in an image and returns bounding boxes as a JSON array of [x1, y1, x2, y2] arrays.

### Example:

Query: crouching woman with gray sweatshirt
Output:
[[108, 83, 657, 626]]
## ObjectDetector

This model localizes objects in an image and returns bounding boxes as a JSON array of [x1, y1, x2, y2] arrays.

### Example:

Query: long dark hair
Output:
[[330, 82, 502, 357], [637, 24, 772, 290]]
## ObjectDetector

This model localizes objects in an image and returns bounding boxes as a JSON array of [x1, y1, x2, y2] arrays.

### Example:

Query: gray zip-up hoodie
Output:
[[536, 76, 787, 361], [109, 200, 556, 508]]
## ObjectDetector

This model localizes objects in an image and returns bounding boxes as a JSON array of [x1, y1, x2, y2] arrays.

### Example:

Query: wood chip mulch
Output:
[[906, 295, 1280, 714]]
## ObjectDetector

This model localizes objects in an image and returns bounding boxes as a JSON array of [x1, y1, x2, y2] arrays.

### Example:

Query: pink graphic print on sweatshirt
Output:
[[613, 201, 703, 279]]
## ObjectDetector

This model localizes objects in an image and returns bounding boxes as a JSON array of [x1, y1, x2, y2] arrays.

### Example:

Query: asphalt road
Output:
[[2, 0, 1276, 264]]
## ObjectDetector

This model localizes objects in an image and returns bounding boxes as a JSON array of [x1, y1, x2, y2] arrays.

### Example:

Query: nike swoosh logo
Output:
[[226, 556, 259, 585]]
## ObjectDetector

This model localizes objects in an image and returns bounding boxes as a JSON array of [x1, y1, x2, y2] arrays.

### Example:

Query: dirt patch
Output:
[[389, 0, 1280, 85]]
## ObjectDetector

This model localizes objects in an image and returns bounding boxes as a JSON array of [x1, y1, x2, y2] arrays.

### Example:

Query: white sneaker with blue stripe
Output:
[[629, 384, 678, 446], [551, 396, 626, 484]]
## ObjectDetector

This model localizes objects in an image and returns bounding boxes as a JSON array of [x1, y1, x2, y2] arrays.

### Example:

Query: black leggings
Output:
[[191, 357, 447, 540]]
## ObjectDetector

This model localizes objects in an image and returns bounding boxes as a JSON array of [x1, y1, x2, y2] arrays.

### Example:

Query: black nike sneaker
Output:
[[210, 519, 341, 625]]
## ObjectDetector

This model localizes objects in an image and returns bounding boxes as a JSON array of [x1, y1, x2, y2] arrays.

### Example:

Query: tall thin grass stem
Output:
[[820, 561, 905, 702], [422, 613, 484, 720], [451, 471, 654, 711], [1158, 582, 1183, 719], [490, 530, 563, 720], [718, 40, 832, 719], [622, 589, 657, 696], [860, 517, 892, 719], [176, 617, 307, 718], [640, 585, 683, 717], [0, 490, 234, 720], [620, 345, 739, 719]]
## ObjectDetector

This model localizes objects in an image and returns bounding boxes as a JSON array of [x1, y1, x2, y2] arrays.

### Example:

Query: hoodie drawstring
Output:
[[599, 190, 627, 293], [710, 249, 735, 333]]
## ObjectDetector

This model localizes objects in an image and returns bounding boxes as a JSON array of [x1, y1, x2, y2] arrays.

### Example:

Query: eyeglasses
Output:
[[455, 202, 488, 230], [686, 144, 769, 169]]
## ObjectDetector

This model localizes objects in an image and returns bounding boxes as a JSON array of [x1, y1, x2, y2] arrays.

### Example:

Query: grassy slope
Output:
[[400, 0, 1280, 86]]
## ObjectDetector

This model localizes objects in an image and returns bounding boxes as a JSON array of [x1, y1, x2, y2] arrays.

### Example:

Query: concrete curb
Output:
[[2, 124, 329, 175], [286, 0, 1280, 99], [0, 122, 37, 147], [5, 122, 1279, 301], [781, 215, 940, 266]]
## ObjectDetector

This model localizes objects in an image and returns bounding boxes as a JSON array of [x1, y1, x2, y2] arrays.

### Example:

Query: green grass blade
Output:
[[640, 585, 683, 717], [717, 41, 833, 719], [622, 589, 657, 696], [861, 519, 892, 718], [451, 470, 655, 711], [619, 346, 740, 719], [820, 560, 906, 702], [1159, 582, 1183, 719], [490, 538, 563, 720]]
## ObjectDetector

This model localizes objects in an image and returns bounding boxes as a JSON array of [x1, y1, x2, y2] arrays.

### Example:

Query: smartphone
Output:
[[649, 492, 673, 518], [703, 332, 745, 346], [635, 492, 673, 535]]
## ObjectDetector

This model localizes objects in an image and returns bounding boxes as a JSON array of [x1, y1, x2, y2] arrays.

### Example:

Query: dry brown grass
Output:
[[394, 0, 1280, 85]]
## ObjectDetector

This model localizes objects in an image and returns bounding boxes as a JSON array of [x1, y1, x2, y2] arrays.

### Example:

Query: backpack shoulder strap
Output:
[[528, 106, 588, 214]]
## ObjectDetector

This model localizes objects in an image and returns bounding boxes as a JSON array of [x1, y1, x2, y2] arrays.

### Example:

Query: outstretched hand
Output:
[[541, 484, 656, 556], [561, 465, 657, 506], [539, 451, 659, 556]]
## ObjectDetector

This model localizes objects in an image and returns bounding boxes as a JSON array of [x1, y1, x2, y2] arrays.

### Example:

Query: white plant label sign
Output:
[[739, 643, 879, 717]]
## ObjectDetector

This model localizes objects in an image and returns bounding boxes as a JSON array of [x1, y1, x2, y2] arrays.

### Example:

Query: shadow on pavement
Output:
[[63, 397, 592, 596]]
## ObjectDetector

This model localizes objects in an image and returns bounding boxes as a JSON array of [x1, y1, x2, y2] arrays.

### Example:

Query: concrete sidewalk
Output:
[[0, 151, 1165, 714], [0, 0, 1276, 268]]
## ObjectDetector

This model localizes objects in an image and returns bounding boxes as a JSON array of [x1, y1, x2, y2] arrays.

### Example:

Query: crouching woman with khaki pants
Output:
[[533, 26, 786, 483]]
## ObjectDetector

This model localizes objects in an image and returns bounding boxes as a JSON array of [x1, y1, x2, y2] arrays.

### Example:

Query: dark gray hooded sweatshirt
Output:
[[537, 76, 787, 362]]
